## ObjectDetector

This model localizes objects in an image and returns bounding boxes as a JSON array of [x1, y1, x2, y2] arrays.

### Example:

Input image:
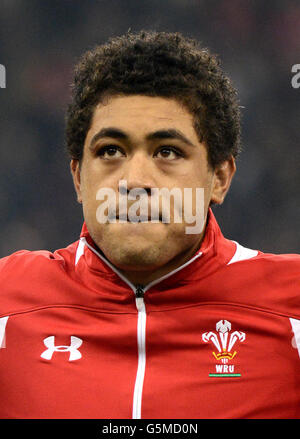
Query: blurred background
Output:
[[0, 0, 299, 257]]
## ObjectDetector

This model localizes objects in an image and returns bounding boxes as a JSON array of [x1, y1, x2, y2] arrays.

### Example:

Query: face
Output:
[[71, 95, 235, 281]]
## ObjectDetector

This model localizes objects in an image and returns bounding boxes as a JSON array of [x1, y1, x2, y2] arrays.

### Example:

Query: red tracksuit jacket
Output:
[[0, 209, 300, 419]]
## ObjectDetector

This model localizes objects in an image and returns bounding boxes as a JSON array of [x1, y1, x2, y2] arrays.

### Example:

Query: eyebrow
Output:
[[146, 129, 195, 146], [89, 127, 195, 150]]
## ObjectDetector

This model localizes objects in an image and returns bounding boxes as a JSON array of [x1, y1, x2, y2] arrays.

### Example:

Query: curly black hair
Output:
[[65, 30, 241, 168]]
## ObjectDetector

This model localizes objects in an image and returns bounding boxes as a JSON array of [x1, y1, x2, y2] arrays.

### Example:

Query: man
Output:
[[0, 30, 299, 419]]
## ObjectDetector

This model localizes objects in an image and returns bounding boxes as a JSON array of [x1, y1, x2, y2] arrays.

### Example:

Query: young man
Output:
[[0, 31, 299, 419]]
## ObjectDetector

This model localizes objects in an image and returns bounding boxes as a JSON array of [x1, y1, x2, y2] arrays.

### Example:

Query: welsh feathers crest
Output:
[[202, 320, 245, 361]]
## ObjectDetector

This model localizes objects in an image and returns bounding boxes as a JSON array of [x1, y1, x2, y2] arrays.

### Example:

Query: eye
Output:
[[155, 146, 184, 161], [97, 145, 125, 160]]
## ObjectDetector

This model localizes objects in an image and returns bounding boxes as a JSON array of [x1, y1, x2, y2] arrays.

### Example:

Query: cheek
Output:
[[80, 163, 100, 196], [80, 175, 100, 222], [180, 174, 212, 206]]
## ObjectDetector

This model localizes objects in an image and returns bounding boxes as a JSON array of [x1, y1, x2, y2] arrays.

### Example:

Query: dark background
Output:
[[0, 0, 299, 257]]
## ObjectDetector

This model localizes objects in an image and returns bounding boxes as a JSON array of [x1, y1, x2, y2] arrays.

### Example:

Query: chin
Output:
[[99, 222, 169, 245], [103, 239, 169, 271]]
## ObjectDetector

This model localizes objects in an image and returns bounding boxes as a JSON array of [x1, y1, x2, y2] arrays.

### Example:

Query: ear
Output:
[[70, 159, 82, 204], [210, 156, 236, 205]]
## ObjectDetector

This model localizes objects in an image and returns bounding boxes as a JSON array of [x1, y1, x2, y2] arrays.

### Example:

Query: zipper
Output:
[[80, 237, 202, 419], [132, 284, 146, 419]]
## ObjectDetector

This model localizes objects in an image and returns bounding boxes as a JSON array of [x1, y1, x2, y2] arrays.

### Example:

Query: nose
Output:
[[121, 151, 156, 195]]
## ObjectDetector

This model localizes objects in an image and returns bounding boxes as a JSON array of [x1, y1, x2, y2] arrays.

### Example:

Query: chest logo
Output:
[[41, 336, 83, 361], [202, 320, 245, 377]]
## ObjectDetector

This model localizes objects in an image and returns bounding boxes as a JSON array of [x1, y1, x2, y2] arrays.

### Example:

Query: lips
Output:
[[115, 215, 162, 222], [116, 214, 162, 223]]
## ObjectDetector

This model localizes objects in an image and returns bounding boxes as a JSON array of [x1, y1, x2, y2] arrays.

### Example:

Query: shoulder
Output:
[[227, 240, 300, 283], [0, 249, 52, 271], [0, 241, 79, 315], [226, 241, 300, 318], [230, 240, 300, 268], [0, 241, 79, 276]]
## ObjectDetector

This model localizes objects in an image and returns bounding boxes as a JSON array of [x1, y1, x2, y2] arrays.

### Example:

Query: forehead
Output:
[[86, 95, 198, 142]]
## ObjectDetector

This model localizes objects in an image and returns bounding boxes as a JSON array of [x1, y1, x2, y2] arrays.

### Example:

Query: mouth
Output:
[[114, 214, 163, 223]]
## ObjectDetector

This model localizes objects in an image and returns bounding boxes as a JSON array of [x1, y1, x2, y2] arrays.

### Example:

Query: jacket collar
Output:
[[77, 208, 236, 295]]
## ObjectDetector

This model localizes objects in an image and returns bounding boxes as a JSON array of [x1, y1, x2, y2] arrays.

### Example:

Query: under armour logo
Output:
[[41, 336, 83, 361]]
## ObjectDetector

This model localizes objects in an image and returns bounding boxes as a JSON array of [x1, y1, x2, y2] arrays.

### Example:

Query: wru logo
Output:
[[202, 320, 245, 361], [41, 336, 83, 361]]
